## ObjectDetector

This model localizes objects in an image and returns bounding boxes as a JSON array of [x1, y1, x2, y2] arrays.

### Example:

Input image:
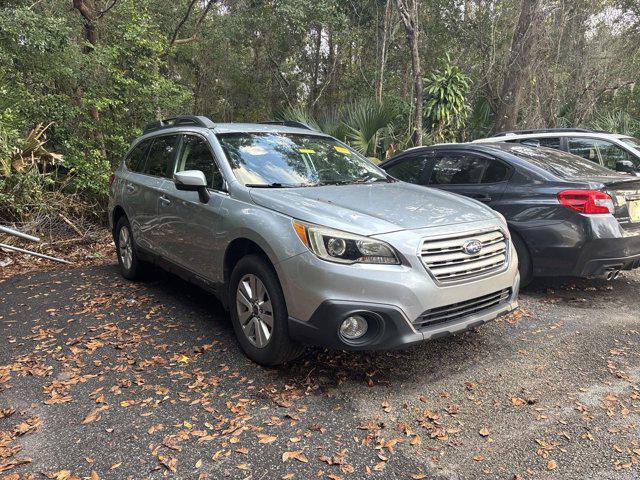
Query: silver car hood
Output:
[[249, 182, 495, 235]]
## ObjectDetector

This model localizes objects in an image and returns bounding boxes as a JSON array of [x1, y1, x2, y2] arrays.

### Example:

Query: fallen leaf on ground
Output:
[[81, 406, 108, 424], [257, 433, 277, 444], [282, 451, 308, 463]]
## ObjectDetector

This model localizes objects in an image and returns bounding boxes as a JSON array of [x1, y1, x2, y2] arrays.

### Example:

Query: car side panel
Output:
[[121, 171, 164, 251], [190, 191, 309, 286], [156, 180, 228, 278]]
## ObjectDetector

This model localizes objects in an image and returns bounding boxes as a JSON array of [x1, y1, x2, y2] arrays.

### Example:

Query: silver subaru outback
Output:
[[108, 116, 520, 366]]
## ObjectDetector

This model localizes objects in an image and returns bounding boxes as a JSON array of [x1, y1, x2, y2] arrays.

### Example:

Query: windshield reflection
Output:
[[218, 133, 389, 187]]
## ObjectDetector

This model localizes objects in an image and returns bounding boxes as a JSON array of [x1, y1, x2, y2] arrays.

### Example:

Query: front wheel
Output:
[[229, 255, 304, 366], [115, 216, 142, 280]]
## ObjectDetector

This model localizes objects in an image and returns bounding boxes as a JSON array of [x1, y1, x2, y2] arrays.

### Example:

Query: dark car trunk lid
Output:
[[601, 178, 640, 229]]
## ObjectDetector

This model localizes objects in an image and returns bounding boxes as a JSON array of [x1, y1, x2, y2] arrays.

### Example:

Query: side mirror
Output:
[[615, 160, 635, 174], [174, 170, 210, 203]]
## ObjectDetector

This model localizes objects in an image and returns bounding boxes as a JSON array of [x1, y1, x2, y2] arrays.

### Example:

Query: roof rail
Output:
[[493, 128, 594, 137], [260, 120, 315, 131], [143, 115, 215, 134]]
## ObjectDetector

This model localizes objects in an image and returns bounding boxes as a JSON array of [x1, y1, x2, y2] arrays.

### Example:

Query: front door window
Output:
[[568, 137, 630, 170]]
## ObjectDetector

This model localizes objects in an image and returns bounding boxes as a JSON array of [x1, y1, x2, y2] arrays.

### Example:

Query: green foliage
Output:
[[0, 2, 191, 220], [589, 111, 640, 137], [424, 56, 471, 142]]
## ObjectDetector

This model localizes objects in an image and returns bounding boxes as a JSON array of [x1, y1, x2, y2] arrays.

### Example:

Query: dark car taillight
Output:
[[557, 190, 614, 215], [108, 174, 115, 187]]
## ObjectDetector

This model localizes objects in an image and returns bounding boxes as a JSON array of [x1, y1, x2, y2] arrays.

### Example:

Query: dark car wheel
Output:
[[511, 233, 533, 288], [115, 216, 143, 280], [229, 255, 304, 367]]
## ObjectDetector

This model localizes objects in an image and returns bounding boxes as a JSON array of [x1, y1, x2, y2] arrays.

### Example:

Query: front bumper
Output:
[[288, 284, 519, 350], [276, 220, 520, 350]]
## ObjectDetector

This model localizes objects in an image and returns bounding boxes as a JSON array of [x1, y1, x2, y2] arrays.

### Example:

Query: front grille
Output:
[[414, 288, 512, 329], [420, 229, 508, 282]]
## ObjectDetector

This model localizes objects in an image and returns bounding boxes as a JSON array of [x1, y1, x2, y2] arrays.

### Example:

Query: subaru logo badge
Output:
[[462, 239, 482, 255]]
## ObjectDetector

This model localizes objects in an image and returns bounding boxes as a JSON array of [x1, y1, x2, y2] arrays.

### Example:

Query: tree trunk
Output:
[[396, 0, 422, 146], [72, 0, 107, 159], [308, 25, 323, 114], [494, 0, 542, 133], [376, 0, 394, 103], [325, 26, 336, 108]]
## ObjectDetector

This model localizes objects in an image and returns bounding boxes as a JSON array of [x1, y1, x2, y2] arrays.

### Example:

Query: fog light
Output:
[[340, 315, 368, 340]]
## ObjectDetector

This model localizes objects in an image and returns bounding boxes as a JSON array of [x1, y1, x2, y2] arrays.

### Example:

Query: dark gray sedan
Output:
[[381, 142, 640, 286]]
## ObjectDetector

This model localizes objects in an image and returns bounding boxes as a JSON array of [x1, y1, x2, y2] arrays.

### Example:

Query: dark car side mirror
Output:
[[174, 170, 211, 203], [615, 160, 635, 174]]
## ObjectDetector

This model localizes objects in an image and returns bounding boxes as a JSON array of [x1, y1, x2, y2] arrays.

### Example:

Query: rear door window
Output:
[[385, 157, 426, 183], [429, 155, 487, 185], [482, 161, 509, 183], [145, 135, 180, 178], [125, 139, 151, 173], [175, 135, 224, 190]]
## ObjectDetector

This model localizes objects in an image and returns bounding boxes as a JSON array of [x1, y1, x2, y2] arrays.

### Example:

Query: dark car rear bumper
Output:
[[573, 237, 640, 277], [521, 216, 640, 278]]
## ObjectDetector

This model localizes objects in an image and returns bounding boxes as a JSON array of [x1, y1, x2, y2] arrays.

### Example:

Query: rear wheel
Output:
[[229, 255, 304, 366], [511, 233, 533, 288], [115, 216, 142, 280]]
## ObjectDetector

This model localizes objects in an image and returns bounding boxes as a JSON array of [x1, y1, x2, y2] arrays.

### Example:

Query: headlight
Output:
[[292, 220, 400, 265]]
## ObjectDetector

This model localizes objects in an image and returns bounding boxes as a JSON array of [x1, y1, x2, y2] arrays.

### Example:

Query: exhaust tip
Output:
[[605, 269, 621, 281]]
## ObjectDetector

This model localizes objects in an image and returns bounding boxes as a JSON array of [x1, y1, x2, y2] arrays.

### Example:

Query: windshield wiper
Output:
[[245, 182, 306, 188], [351, 173, 395, 184], [314, 180, 352, 186]]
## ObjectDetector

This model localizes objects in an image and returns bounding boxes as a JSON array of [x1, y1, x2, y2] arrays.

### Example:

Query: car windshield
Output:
[[505, 144, 620, 178], [621, 137, 640, 150], [217, 132, 389, 187]]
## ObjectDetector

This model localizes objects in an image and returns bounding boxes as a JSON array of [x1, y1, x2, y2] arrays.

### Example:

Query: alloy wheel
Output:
[[236, 274, 274, 348], [118, 226, 133, 270]]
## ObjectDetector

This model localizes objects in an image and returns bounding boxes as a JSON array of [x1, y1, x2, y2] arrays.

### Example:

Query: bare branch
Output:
[[97, 0, 119, 19], [164, 0, 198, 55], [162, 0, 215, 57]]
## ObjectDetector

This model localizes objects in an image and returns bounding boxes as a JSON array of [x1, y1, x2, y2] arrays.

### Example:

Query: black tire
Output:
[[511, 232, 533, 288], [115, 215, 143, 280], [229, 254, 304, 366]]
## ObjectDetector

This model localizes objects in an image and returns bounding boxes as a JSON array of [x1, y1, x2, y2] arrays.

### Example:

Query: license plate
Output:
[[629, 200, 640, 223]]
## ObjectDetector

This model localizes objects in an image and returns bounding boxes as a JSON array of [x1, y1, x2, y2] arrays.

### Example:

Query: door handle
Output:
[[159, 195, 171, 206], [471, 194, 492, 202]]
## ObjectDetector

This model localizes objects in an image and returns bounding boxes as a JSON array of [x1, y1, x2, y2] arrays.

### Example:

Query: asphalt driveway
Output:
[[1, 262, 639, 479]]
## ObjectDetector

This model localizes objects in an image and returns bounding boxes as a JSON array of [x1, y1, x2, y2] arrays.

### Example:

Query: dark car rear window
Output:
[[504, 144, 619, 178]]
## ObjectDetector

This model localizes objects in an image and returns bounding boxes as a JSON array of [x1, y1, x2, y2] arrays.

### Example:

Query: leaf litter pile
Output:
[[1, 259, 640, 479]]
